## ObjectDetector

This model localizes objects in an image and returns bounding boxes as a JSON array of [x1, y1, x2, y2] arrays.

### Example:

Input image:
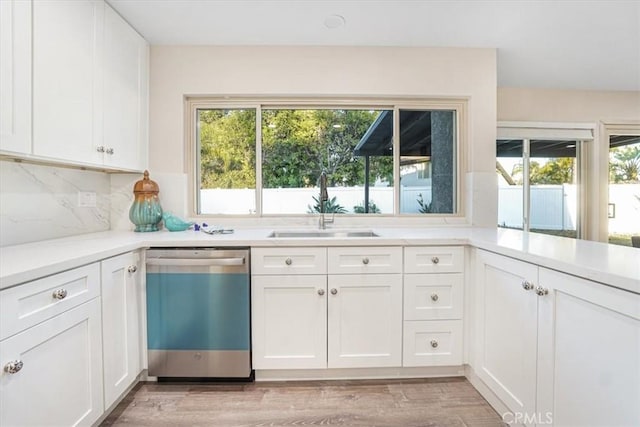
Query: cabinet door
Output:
[[252, 275, 327, 369], [101, 252, 141, 408], [0, 0, 31, 154], [32, 0, 104, 165], [474, 250, 538, 422], [103, 4, 148, 170], [537, 268, 640, 427], [327, 274, 402, 368], [0, 299, 103, 427]]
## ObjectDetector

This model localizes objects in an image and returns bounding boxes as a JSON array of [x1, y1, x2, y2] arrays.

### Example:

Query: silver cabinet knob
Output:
[[285, 258, 292, 266], [362, 257, 370, 265], [318, 289, 325, 296], [522, 281, 534, 291], [52, 289, 68, 300], [430, 340, 438, 348], [431, 256, 440, 264], [127, 265, 137, 273], [536, 286, 549, 296], [96, 146, 105, 153], [4, 360, 23, 374], [431, 293, 439, 302], [330, 288, 338, 295], [106, 147, 114, 155]]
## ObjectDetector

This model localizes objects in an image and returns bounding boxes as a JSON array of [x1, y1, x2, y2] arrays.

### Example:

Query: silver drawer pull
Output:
[[285, 258, 292, 266], [522, 281, 534, 291], [4, 360, 23, 374], [431, 256, 440, 264], [362, 257, 370, 265], [318, 289, 325, 296], [430, 340, 438, 348], [52, 289, 68, 300], [330, 288, 338, 295], [536, 286, 549, 296], [127, 265, 137, 273], [106, 147, 114, 155], [96, 146, 105, 153], [431, 293, 439, 302]]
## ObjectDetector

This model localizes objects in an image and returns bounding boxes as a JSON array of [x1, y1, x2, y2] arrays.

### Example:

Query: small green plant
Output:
[[307, 195, 347, 214], [353, 200, 382, 214], [417, 193, 432, 213]]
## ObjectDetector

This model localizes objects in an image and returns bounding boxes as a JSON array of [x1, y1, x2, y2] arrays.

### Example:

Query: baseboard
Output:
[[255, 365, 465, 381]]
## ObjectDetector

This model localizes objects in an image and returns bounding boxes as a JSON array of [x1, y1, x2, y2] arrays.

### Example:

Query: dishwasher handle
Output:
[[146, 257, 245, 267]]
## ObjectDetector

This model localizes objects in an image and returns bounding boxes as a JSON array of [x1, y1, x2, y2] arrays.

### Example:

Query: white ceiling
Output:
[[107, 0, 640, 91]]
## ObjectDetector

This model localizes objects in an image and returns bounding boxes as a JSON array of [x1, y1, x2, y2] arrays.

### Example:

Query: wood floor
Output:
[[101, 377, 504, 426]]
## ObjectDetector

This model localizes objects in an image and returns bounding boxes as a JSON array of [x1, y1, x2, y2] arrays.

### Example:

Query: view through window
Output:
[[194, 102, 460, 216], [497, 139, 580, 238], [608, 136, 640, 247]]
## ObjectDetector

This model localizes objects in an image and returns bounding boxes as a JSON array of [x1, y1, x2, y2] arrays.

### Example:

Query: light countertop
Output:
[[1, 227, 638, 294]]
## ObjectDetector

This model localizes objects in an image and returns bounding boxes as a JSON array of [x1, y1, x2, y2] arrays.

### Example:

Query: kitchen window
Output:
[[188, 98, 465, 217]]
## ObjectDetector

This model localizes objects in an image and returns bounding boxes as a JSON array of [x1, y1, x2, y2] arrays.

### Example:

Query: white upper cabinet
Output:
[[32, 0, 104, 165], [0, 0, 32, 154], [10, 0, 148, 171], [103, 4, 148, 171]]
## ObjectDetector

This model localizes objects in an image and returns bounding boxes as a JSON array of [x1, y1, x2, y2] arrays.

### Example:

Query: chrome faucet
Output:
[[319, 171, 333, 229]]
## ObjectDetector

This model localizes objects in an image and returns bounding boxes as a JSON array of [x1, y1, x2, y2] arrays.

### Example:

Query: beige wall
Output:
[[149, 46, 497, 173], [497, 87, 640, 123], [148, 46, 498, 226]]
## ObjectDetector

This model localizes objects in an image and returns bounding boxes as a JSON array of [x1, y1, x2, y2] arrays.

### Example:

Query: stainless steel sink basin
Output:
[[268, 230, 379, 238]]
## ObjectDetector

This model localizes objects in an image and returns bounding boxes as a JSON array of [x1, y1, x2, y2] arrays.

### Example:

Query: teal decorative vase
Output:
[[129, 170, 163, 232]]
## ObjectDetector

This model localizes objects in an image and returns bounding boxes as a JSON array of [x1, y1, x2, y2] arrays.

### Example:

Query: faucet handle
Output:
[[325, 213, 335, 224]]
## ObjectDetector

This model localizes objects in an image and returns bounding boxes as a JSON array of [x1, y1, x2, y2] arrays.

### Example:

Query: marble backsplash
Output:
[[0, 161, 111, 246]]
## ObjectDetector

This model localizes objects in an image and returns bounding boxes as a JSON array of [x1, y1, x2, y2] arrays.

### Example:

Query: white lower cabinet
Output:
[[251, 246, 403, 370], [474, 249, 640, 427], [327, 274, 402, 368], [403, 247, 465, 368], [403, 320, 463, 367], [252, 275, 327, 369], [536, 267, 640, 427], [0, 298, 104, 427], [101, 251, 142, 409], [474, 250, 538, 420]]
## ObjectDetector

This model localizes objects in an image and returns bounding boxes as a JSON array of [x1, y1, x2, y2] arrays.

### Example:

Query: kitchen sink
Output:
[[268, 230, 379, 238]]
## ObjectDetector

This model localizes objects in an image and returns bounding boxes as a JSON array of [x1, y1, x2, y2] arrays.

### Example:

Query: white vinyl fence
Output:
[[201, 184, 640, 234], [201, 187, 432, 214], [498, 184, 639, 234]]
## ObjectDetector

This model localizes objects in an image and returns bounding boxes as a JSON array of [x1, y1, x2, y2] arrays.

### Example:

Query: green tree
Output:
[[199, 109, 256, 189], [262, 109, 393, 188], [511, 157, 575, 185], [610, 145, 640, 183]]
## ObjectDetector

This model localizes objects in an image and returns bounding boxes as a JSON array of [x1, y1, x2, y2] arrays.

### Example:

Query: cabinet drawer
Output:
[[0, 263, 100, 340], [403, 320, 463, 367], [251, 247, 327, 275], [328, 247, 402, 274], [404, 274, 463, 320], [404, 246, 464, 273]]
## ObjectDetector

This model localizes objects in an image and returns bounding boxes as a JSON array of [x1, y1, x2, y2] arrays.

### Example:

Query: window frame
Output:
[[186, 96, 468, 219]]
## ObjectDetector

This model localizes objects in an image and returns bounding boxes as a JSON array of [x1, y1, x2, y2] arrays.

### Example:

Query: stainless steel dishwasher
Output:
[[145, 248, 251, 379]]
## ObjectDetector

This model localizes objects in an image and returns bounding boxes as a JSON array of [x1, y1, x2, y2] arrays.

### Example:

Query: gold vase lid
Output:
[[133, 170, 160, 195]]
